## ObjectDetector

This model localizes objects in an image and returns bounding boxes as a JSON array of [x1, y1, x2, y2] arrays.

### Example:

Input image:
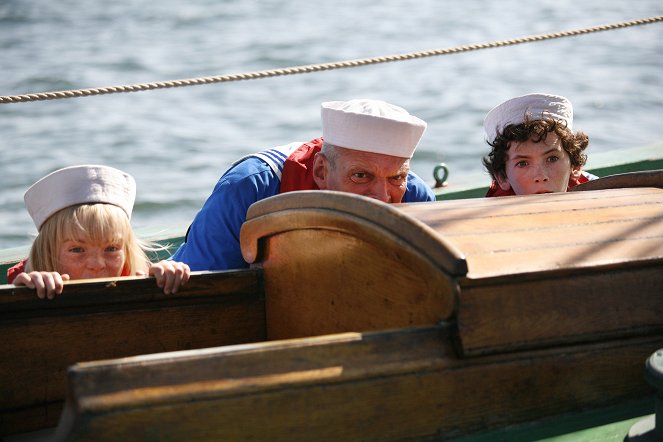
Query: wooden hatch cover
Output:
[[242, 188, 663, 352], [395, 187, 663, 355]]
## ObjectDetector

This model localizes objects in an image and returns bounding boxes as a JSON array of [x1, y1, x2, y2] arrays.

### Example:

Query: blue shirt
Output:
[[172, 154, 436, 271]]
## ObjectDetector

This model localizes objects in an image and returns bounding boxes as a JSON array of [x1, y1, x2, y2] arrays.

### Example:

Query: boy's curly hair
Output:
[[482, 116, 589, 181]]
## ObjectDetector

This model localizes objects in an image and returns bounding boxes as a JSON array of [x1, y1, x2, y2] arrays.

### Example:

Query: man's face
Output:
[[313, 147, 410, 203], [497, 133, 580, 195]]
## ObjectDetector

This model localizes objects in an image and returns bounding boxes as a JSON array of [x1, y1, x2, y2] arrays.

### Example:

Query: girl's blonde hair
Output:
[[26, 203, 152, 276]]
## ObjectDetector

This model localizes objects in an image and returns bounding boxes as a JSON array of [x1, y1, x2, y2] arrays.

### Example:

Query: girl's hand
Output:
[[148, 260, 190, 295], [12, 271, 70, 300]]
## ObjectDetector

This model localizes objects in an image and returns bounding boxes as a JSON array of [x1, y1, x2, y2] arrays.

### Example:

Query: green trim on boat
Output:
[[455, 397, 653, 442]]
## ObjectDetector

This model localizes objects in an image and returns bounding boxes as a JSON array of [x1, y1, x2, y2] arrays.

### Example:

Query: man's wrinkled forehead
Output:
[[337, 146, 410, 173]]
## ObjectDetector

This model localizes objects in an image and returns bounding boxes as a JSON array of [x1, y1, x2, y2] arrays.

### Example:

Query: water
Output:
[[1, 0, 662, 249]]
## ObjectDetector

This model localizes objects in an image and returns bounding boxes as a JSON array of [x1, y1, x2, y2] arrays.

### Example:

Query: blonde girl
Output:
[[8, 165, 189, 299]]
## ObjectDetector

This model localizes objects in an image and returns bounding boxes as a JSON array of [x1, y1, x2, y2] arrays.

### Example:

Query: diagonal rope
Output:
[[1, 15, 661, 104]]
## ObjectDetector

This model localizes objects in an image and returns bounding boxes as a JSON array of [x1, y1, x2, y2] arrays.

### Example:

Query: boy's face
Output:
[[496, 133, 581, 195], [57, 237, 126, 280]]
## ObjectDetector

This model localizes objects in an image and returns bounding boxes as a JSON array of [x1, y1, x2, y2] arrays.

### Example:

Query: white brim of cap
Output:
[[24, 165, 136, 229]]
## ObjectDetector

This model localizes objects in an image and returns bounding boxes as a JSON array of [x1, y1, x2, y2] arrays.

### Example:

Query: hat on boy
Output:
[[321, 99, 427, 158], [24, 165, 136, 229], [484, 93, 574, 143]]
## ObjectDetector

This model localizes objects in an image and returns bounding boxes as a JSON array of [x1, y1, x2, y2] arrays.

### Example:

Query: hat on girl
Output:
[[484, 93, 573, 143], [24, 165, 136, 229], [321, 99, 427, 158]]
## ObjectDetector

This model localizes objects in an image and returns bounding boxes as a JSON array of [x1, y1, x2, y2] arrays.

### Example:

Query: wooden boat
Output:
[[1, 172, 662, 441]]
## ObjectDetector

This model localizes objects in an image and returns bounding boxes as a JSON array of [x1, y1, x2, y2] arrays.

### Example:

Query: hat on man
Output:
[[321, 99, 427, 158], [25, 165, 137, 229], [484, 93, 573, 143]]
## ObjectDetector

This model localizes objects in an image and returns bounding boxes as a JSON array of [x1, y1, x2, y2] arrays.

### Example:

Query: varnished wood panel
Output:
[[243, 188, 663, 280], [397, 187, 663, 277], [260, 228, 457, 340], [241, 198, 459, 340], [241, 188, 663, 349], [52, 326, 662, 441], [0, 270, 266, 436], [457, 263, 663, 355]]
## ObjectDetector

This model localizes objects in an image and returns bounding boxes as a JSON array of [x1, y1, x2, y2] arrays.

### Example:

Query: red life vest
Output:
[[6, 260, 26, 284], [279, 137, 324, 194]]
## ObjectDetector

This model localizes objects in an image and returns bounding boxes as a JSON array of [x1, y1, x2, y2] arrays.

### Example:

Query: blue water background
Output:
[[1, 0, 662, 248]]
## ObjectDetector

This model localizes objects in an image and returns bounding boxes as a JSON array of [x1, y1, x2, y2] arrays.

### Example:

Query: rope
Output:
[[1, 15, 661, 104]]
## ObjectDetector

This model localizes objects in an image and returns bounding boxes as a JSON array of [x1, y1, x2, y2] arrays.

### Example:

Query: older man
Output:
[[172, 98, 435, 270]]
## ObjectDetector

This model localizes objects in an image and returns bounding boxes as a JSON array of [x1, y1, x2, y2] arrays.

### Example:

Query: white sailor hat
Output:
[[24, 165, 136, 229], [484, 93, 573, 143], [321, 99, 427, 158]]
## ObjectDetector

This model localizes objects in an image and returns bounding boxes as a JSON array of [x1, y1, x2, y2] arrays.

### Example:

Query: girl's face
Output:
[[497, 133, 581, 195], [57, 237, 126, 280]]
